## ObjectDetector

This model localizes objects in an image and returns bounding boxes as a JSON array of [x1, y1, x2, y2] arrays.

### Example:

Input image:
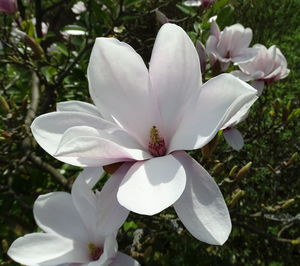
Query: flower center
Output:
[[88, 243, 103, 261], [148, 126, 166, 157]]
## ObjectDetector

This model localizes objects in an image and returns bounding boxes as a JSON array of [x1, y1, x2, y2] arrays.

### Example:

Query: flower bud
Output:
[[229, 189, 245, 207], [0, 95, 10, 112], [155, 9, 169, 25], [280, 198, 295, 209], [235, 162, 252, 180]]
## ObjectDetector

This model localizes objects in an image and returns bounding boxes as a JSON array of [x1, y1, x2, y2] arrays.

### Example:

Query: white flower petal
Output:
[[8, 233, 89, 265], [169, 74, 257, 151], [232, 48, 258, 64], [111, 252, 141, 266], [117, 155, 186, 215], [223, 127, 244, 151], [55, 126, 151, 166], [251, 80, 265, 96], [31, 112, 117, 166], [230, 70, 252, 81], [88, 37, 158, 148], [57, 101, 102, 117], [210, 20, 220, 38], [173, 152, 231, 245], [78, 167, 104, 188], [230, 25, 252, 53], [71, 168, 103, 243], [96, 163, 131, 237], [149, 23, 202, 141], [33, 192, 89, 243]]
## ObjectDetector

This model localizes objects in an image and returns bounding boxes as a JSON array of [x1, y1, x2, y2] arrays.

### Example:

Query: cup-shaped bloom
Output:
[[8, 168, 139, 266], [183, 0, 216, 8], [206, 20, 257, 70], [31, 23, 258, 245], [232, 44, 290, 95], [0, 0, 17, 13]]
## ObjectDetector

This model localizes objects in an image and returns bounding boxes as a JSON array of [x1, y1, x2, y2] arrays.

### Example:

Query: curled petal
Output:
[[31, 112, 117, 166], [57, 101, 102, 117], [117, 155, 186, 215], [173, 152, 231, 245], [55, 126, 151, 166], [169, 74, 257, 151]]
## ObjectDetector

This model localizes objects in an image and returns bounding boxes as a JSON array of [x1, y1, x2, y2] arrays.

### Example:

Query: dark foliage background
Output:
[[0, 0, 299, 265]]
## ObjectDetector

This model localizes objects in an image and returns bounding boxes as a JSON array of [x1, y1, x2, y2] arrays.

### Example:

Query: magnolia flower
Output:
[[0, 0, 17, 14], [183, 0, 216, 8], [206, 20, 257, 70], [232, 44, 290, 95], [8, 168, 140, 266], [31, 23, 258, 245]]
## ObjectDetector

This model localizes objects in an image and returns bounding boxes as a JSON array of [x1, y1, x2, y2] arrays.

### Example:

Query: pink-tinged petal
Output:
[[196, 41, 207, 74], [252, 70, 265, 80], [149, 23, 202, 141], [8, 233, 89, 265], [206, 35, 218, 56], [232, 47, 258, 64], [223, 128, 244, 151], [88, 37, 158, 148], [230, 70, 252, 81], [251, 80, 265, 96], [173, 152, 231, 245], [71, 168, 103, 243], [169, 74, 257, 151], [55, 126, 151, 166], [96, 163, 131, 237], [33, 192, 89, 243], [217, 27, 232, 57], [57, 101, 102, 117], [111, 252, 141, 266], [210, 20, 220, 38], [230, 25, 252, 53], [31, 112, 118, 166], [117, 155, 186, 215]]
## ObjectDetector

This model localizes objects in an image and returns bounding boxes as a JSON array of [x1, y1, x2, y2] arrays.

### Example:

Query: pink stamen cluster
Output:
[[148, 126, 166, 157]]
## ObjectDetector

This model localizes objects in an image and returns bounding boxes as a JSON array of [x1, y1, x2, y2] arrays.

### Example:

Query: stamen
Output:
[[148, 126, 166, 157], [88, 243, 103, 261]]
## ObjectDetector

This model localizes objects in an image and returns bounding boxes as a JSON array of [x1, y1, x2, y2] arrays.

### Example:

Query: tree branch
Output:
[[21, 73, 69, 189]]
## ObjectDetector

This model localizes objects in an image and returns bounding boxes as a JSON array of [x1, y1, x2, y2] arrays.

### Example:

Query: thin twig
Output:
[[21, 73, 69, 188]]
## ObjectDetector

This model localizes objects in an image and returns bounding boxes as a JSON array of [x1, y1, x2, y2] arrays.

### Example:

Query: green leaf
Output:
[[176, 3, 197, 16]]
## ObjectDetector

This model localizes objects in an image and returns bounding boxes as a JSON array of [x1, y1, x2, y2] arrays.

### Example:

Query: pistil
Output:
[[148, 126, 166, 157], [88, 243, 103, 261]]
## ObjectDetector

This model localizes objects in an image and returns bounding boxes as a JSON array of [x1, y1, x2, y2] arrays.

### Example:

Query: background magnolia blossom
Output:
[[206, 20, 257, 71], [232, 44, 290, 95], [8, 168, 140, 266]]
